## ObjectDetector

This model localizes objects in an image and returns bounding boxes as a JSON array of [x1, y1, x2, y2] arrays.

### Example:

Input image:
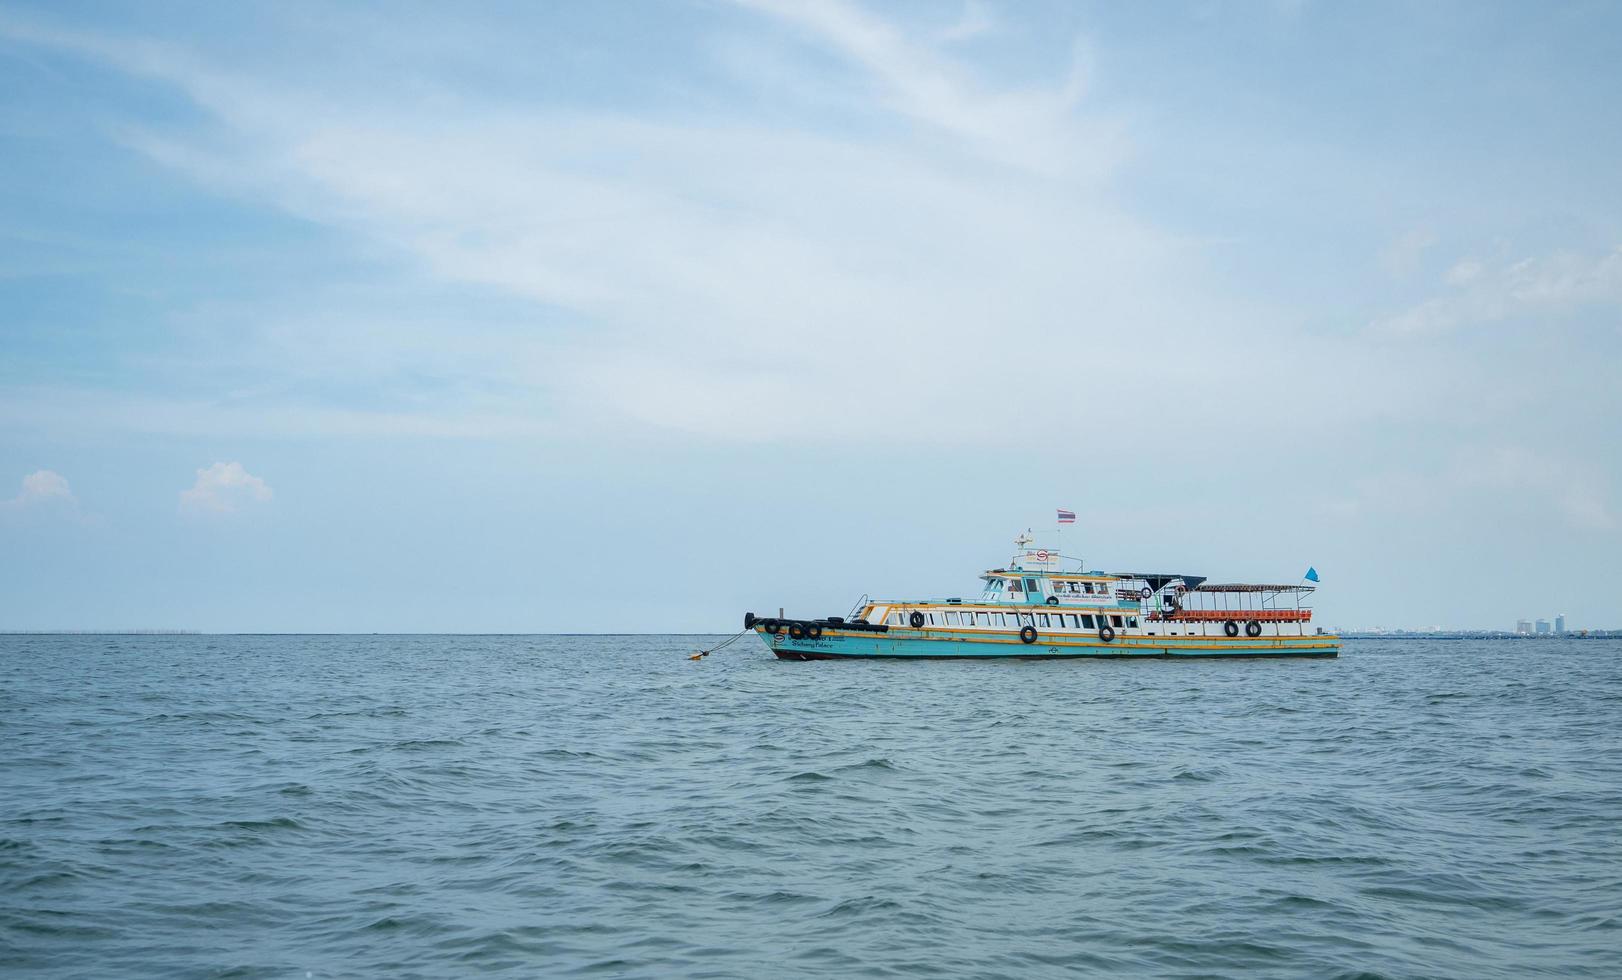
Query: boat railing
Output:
[[846, 593, 870, 622]]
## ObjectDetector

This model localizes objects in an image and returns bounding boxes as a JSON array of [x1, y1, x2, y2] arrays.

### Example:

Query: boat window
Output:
[[1065, 614, 1078, 628], [1024, 578, 1039, 593], [886, 613, 901, 626], [1036, 613, 1050, 628], [1127, 617, 1139, 628], [1008, 579, 1023, 593], [945, 612, 959, 626], [1083, 583, 1094, 594], [1111, 615, 1123, 628]]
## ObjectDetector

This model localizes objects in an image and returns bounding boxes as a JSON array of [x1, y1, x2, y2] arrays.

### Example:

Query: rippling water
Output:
[[3, 635, 1619, 977]]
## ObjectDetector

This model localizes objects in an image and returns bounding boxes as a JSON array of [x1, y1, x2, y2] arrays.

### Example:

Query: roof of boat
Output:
[[982, 568, 1116, 581]]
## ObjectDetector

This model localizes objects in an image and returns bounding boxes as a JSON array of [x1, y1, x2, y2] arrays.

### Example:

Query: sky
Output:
[[1, 0, 1619, 632]]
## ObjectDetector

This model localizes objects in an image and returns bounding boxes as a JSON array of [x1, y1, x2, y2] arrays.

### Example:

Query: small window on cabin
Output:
[[1083, 583, 1094, 594], [886, 613, 901, 626], [1024, 578, 1039, 593], [1111, 615, 1123, 628], [1036, 614, 1050, 628], [946, 612, 960, 626], [1127, 617, 1138, 628], [1067, 614, 1080, 628], [1081, 614, 1095, 629], [1009, 579, 1023, 593]]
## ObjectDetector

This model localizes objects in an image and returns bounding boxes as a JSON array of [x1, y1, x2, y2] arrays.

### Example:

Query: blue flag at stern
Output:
[[1304, 567, 1320, 583]]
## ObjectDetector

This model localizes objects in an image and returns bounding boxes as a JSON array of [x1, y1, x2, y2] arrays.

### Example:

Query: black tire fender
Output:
[[1019, 625, 1038, 644], [763, 619, 781, 634], [787, 621, 806, 640], [806, 623, 823, 640], [1223, 620, 1239, 638], [744, 612, 757, 630], [1099, 625, 1115, 643], [909, 611, 926, 628], [1245, 620, 1262, 638], [1045, 596, 1059, 606]]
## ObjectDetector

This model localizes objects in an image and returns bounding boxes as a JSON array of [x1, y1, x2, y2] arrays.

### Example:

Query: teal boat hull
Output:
[[756, 626, 1338, 660]]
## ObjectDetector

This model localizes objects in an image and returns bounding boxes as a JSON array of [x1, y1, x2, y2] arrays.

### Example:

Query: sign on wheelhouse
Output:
[[743, 532, 1338, 660]]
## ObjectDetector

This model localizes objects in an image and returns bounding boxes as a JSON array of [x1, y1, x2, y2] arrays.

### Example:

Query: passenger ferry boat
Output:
[[745, 534, 1337, 660]]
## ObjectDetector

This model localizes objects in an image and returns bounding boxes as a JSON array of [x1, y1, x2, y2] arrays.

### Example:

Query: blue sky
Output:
[[2, 0, 1619, 632]]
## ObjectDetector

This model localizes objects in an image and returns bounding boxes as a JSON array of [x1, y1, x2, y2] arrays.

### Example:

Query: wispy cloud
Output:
[[2, 1, 1313, 446], [735, 0, 1104, 176], [1374, 246, 1622, 335], [1378, 225, 1438, 280], [1318, 446, 1616, 532], [936, 1, 996, 44]]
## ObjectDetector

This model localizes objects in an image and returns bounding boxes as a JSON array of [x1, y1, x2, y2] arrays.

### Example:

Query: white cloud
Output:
[[179, 461, 273, 514], [2, 470, 76, 509], [1375, 246, 1622, 334]]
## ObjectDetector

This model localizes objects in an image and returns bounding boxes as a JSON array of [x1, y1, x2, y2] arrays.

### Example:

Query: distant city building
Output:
[[1535, 619, 1551, 634], [1556, 614, 1567, 634], [1516, 619, 1532, 634]]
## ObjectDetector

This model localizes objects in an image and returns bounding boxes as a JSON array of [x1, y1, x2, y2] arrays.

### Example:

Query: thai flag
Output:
[[1057, 509, 1076, 524]]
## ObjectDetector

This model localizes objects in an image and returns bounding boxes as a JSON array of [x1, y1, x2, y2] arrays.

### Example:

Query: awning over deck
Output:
[[1105, 573, 1208, 591], [1155, 609, 1314, 622], [1194, 583, 1317, 593]]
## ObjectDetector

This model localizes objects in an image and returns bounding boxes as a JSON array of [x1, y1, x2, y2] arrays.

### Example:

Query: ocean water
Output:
[[2, 635, 1619, 978]]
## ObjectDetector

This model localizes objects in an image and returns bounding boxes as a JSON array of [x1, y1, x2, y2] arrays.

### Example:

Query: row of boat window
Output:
[[986, 579, 1112, 595], [886, 610, 1139, 630]]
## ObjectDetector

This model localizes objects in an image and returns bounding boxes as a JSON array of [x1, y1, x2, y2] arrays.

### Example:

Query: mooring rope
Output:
[[689, 627, 751, 661]]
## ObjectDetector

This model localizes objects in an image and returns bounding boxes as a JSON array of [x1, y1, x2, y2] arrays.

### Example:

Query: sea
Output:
[[2, 635, 1619, 978]]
